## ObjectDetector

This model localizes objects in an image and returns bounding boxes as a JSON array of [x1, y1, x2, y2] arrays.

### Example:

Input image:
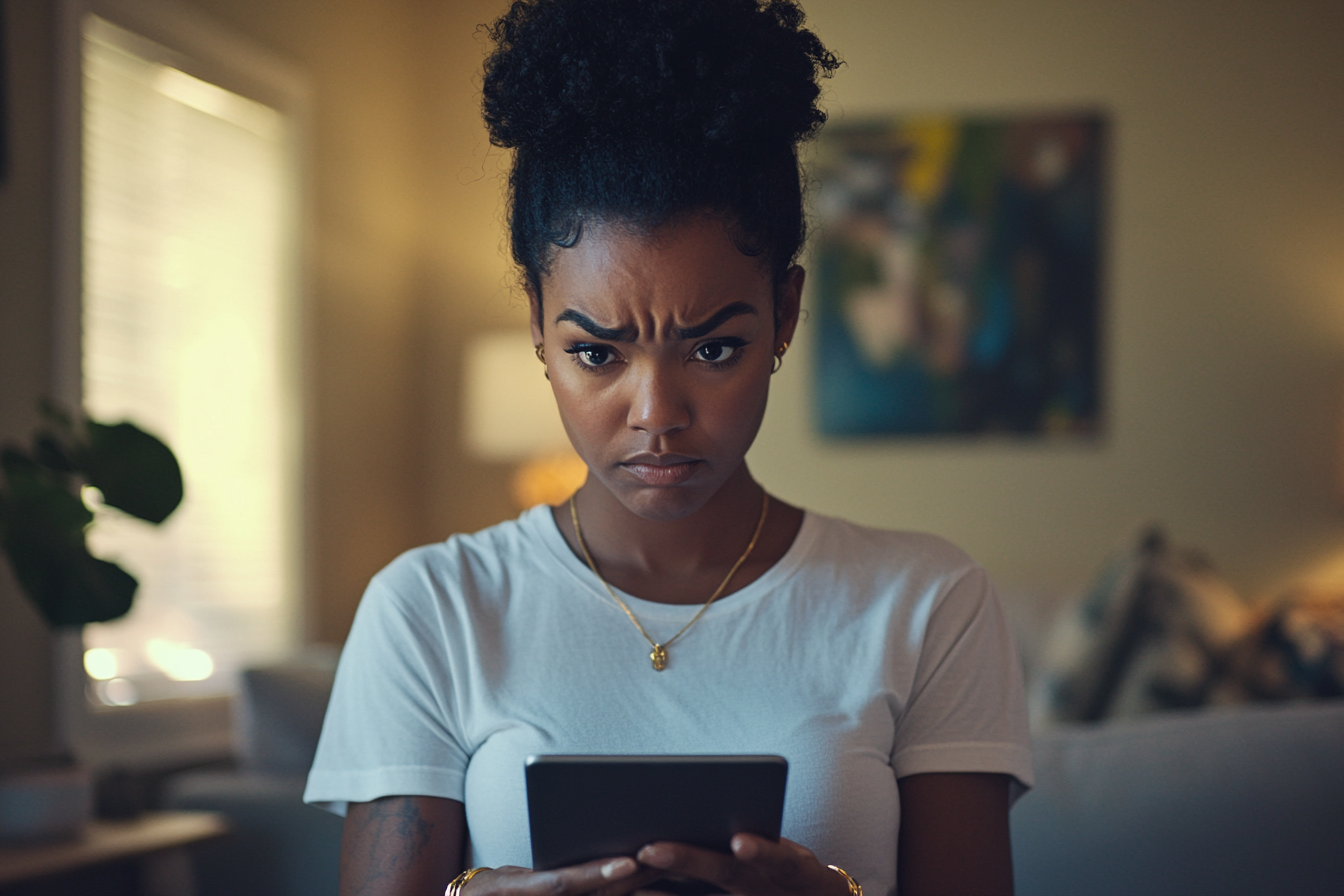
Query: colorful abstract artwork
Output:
[[809, 113, 1106, 436]]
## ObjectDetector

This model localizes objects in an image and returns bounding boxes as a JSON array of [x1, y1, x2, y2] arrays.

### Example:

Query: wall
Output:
[[170, 0, 523, 643], [749, 0, 1344, 598], [5, 3, 1344, 758], [0, 0, 57, 763], [394, 0, 1344, 605], [0, 0, 521, 760]]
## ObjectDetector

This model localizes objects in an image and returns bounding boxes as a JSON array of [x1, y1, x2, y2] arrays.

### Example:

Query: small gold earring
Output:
[[771, 341, 788, 374], [535, 344, 545, 363]]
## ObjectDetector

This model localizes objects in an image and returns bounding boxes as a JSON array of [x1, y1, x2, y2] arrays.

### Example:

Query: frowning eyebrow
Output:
[[672, 302, 757, 340], [553, 310, 638, 342], [553, 302, 756, 342]]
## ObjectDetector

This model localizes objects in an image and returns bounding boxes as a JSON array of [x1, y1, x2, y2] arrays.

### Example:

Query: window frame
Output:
[[52, 0, 311, 770]]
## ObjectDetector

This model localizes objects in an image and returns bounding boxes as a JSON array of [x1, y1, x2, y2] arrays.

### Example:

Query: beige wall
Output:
[[0, 0, 522, 759], [751, 0, 1344, 598], [4, 1, 1343, 761], [0, 1, 58, 762], [173, 0, 523, 643]]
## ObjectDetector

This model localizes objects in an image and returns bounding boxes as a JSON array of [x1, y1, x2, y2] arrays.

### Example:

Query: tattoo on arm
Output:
[[365, 797, 435, 874], [342, 796, 463, 896]]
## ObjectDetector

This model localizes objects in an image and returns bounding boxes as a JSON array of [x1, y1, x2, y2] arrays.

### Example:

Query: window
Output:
[[70, 8, 304, 708]]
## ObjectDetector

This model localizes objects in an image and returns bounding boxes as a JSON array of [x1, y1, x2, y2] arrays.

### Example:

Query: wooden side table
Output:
[[0, 811, 228, 895]]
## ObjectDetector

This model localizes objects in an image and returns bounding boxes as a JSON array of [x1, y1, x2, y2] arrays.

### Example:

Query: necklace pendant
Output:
[[650, 644, 668, 671]]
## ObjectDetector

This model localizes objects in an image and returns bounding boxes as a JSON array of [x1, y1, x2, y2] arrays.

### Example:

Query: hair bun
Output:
[[482, 0, 840, 155]]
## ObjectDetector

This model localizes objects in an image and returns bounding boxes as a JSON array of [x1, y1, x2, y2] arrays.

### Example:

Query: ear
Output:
[[774, 264, 805, 350]]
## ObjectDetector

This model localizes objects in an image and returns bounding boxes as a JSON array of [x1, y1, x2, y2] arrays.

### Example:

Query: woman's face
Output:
[[532, 214, 802, 522]]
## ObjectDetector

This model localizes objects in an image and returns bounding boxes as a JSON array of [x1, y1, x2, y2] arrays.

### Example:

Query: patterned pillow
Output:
[[1033, 528, 1252, 725], [1225, 587, 1344, 701]]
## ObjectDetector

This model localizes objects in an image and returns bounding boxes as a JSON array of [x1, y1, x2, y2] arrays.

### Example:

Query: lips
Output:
[[620, 453, 702, 486]]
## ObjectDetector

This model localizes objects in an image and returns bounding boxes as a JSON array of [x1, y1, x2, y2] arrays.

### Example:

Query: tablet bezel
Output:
[[525, 754, 789, 894]]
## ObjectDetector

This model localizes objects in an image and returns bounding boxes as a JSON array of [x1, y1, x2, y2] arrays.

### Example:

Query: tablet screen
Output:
[[526, 755, 789, 896]]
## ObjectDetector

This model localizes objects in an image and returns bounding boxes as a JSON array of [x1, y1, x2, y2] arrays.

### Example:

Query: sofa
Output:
[[165, 660, 1344, 896], [1013, 699, 1344, 895], [166, 663, 343, 896]]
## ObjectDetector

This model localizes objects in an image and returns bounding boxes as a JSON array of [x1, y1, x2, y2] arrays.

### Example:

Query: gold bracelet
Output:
[[827, 864, 863, 896], [446, 866, 489, 896]]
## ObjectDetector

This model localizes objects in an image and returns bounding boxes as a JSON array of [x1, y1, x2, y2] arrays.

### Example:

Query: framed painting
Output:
[[809, 112, 1107, 437]]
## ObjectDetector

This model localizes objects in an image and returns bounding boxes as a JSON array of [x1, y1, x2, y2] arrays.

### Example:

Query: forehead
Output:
[[541, 215, 773, 325]]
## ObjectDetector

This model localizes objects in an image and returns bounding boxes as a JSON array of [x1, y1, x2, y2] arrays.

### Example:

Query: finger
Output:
[[730, 837, 837, 895], [589, 866, 668, 896], [549, 857, 643, 893], [474, 857, 642, 896], [462, 865, 528, 895], [636, 842, 744, 891], [729, 835, 811, 872]]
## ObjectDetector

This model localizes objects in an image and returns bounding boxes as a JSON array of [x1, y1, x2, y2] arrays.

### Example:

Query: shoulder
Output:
[[361, 506, 556, 617], [800, 511, 981, 588], [791, 512, 1001, 641]]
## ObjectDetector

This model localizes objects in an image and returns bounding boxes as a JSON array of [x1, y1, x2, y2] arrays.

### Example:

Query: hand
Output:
[[635, 835, 851, 896], [463, 857, 667, 896]]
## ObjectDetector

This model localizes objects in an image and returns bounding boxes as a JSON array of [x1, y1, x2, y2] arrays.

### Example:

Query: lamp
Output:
[[464, 330, 588, 508]]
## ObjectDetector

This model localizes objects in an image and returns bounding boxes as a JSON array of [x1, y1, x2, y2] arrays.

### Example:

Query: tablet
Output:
[[526, 755, 788, 896]]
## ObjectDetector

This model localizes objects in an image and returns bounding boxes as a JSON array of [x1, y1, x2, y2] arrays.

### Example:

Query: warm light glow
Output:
[[80, 15, 300, 701], [145, 639, 215, 681], [80, 485, 105, 512], [510, 451, 589, 509], [83, 647, 118, 680], [98, 678, 139, 706], [154, 65, 284, 140], [464, 330, 573, 461]]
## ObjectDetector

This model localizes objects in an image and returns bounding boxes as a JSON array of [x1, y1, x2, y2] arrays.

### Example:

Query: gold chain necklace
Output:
[[569, 491, 770, 671]]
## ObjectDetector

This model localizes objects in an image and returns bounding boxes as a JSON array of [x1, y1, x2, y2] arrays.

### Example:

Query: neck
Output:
[[566, 463, 766, 586]]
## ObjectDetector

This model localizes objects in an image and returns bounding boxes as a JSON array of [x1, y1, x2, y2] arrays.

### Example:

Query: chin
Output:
[[612, 480, 717, 523]]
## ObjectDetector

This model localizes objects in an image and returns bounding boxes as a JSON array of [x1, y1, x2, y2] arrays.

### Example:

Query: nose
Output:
[[626, 360, 691, 436]]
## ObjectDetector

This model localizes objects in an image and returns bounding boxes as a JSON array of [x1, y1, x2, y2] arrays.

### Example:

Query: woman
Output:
[[305, 2, 1032, 895]]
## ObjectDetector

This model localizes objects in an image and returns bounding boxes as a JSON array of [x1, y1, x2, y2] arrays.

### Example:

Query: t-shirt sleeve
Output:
[[304, 561, 471, 816], [890, 564, 1034, 799]]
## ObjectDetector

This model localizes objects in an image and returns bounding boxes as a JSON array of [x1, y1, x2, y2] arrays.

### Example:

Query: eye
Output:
[[692, 339, 744, 364], [564, 343, 619, 368]]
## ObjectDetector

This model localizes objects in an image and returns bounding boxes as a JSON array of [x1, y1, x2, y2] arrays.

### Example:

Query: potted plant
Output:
[[0, 402, 182, 840], [0, 402, 183, 628]]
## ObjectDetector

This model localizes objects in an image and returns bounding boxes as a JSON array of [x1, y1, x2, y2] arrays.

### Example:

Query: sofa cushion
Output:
[[237, 661, 337, 773], [1012, 699, 1344, 896], [165, 771, 343, 896]]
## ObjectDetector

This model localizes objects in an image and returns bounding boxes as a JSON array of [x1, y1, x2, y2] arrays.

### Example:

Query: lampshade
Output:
[[463, 330, 571, 461]]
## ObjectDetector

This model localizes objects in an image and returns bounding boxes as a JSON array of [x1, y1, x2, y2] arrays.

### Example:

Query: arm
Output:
[[341, 795, 465, 896], [340, 794, 664, 896], [896, 772, 1013, 896]]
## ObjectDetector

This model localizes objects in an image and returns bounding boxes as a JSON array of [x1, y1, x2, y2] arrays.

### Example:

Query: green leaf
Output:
[[0, 404, 180, 627], [85, 421, 184, 524], [0, 467, 135, 626], [64, 555, 139, 625], [33, 434, 77, 473], [0, 457, 92, 547], [4, 542, 139, 627]]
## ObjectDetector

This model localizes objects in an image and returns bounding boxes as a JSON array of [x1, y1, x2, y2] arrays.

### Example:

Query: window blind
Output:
[[80, 16, 300, 703]]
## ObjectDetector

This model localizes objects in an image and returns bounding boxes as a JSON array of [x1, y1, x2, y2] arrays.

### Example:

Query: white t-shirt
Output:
[[305, 506, 1033, 896]]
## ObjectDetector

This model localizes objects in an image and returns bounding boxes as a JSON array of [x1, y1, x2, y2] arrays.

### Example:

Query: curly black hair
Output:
[[481, 0, 840, 328]]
